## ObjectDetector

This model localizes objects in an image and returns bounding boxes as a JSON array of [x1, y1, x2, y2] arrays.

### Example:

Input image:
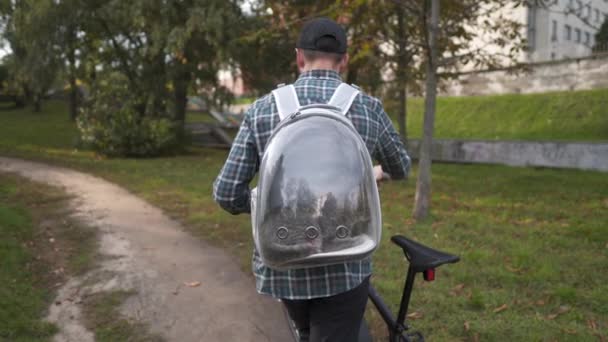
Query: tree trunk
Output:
[[68, 57, 78, 121], [173, 69, 191, 140], [67, 26, 78, 121], [33, 92, 42, 112], [413, 0, 439, 221], [396, 4, 408, 146]]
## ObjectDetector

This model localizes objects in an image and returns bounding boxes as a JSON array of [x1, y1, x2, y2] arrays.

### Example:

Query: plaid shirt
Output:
[[213, 69, 410, 299]]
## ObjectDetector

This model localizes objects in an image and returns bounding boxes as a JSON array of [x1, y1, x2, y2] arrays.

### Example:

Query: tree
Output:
[[412, 0, 439, 221], [594, 18, 608, 51], [236, 0, 391, 95], [407, 0, 526, 220], [1, 0, 61, 112]]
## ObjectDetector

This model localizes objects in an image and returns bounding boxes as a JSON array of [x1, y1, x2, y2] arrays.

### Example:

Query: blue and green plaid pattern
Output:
[[213, 69, 410, 299]]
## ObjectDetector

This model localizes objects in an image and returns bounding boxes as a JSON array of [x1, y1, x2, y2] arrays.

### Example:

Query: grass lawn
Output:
[[0, 100, 606, 341], [387, 88, 608, 141]]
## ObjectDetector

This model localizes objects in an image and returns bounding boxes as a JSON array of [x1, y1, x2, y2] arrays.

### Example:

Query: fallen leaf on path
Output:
[[493, 304, 508, 313], [464, 321, 470, 332], [450, 283, 465, 296], [547, 306, 570, 320], [184, 281, 201, 288], [505, 264, 522, 273], [407, 311, 423, 320], [535, 300, 545, 306], [587, 319, 598, 331]]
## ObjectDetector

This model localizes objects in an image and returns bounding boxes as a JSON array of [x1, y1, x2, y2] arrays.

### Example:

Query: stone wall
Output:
[[407, 139, 608, 172], [441, 53, 608, 96]]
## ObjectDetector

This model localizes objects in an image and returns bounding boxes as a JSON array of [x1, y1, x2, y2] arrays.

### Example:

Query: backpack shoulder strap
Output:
[[272, 84, 301, 121], [328, 83, 360, 115]]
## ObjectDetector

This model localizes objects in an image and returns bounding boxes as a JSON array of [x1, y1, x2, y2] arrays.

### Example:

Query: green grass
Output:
[[0, 100, 606, 340], [0, 175, 62, 341], [82, 291, 163, 342], [386, 88, 608, 141]]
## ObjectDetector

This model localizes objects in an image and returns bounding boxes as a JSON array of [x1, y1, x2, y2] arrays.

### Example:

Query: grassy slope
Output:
[[0, 101, 606, 340], [389, 88, 608, 141]]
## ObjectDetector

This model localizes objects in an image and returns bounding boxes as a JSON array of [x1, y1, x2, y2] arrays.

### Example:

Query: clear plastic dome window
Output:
[[252, 111, 381, 270]]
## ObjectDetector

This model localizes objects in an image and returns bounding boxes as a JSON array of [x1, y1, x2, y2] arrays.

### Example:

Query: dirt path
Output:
[[0, 156, 292, 342]]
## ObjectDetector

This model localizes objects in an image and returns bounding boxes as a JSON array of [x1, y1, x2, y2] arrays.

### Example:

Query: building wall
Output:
[[441, 53, 608, 96], [406, 139, 608, 172]]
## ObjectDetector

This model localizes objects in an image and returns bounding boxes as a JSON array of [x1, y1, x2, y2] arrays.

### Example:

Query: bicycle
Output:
[[285, 235, 460, 341]]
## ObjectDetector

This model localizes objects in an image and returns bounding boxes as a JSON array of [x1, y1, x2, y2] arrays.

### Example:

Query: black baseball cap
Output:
[[296, 17, 347, 54]]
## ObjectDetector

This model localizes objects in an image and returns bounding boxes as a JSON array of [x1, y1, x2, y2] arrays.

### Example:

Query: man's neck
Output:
[[301, 61, 340, 73]]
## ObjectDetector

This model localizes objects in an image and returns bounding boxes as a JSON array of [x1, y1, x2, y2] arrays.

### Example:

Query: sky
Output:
[[0, 44, 9, 60]]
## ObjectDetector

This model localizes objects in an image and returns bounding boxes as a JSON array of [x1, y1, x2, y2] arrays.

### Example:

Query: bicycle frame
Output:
[[366, 265, 426, 342]]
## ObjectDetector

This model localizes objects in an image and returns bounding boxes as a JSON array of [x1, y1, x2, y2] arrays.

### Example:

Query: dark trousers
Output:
[[282, 276, 370, 342]]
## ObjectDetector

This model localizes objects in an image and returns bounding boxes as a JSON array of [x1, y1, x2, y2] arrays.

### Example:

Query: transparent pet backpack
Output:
[[251, 83, 382, 270]]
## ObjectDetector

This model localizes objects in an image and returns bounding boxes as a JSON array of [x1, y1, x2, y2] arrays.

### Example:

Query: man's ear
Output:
[[296, 49, 306, 72], [339, 53, 349, 73]]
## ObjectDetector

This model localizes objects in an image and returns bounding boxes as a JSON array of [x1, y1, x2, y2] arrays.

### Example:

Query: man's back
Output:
[[213, 69, 410, 300]]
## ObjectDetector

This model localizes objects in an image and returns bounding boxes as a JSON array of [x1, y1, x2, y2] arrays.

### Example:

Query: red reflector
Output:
[[423, 268, 435, 281]]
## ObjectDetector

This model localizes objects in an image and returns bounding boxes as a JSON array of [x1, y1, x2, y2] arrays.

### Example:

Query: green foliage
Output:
[[0, 0, 63, 110], [77, 73, 180, 157], [595, 19, 608, 49]]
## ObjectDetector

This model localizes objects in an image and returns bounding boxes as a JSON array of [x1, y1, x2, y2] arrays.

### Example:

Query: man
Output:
[[213, 17, 410, 342]]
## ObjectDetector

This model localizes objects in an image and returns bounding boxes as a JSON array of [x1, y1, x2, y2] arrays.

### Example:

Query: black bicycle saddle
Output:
[[391, 235, 460, 272]]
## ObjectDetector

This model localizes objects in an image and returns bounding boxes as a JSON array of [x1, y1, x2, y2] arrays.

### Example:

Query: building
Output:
[[515, 0, 608, 62]]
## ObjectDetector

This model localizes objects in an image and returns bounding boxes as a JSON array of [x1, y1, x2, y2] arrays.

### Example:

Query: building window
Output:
[[585, 4, 591, 18], [585, 32, 590, 45], [575, 28, 581, 42], [576, 0, 582, 14], [552, 20, 558, 41], [551, 52, 556, 60], [596, 9, 601, 22], [565, 24, 572, 40]]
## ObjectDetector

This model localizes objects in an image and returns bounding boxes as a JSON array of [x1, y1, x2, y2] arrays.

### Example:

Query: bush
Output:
[[77, 73, 180, 157]]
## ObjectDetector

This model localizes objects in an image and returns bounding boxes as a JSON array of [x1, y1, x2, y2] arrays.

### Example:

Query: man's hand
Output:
[[373, 165, 385, 182], [374, 165, 392, 183]]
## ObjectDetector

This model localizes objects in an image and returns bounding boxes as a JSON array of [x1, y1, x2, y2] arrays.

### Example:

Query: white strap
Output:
[[272, 85, 300, 121], [328, 83, 360, 115]]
